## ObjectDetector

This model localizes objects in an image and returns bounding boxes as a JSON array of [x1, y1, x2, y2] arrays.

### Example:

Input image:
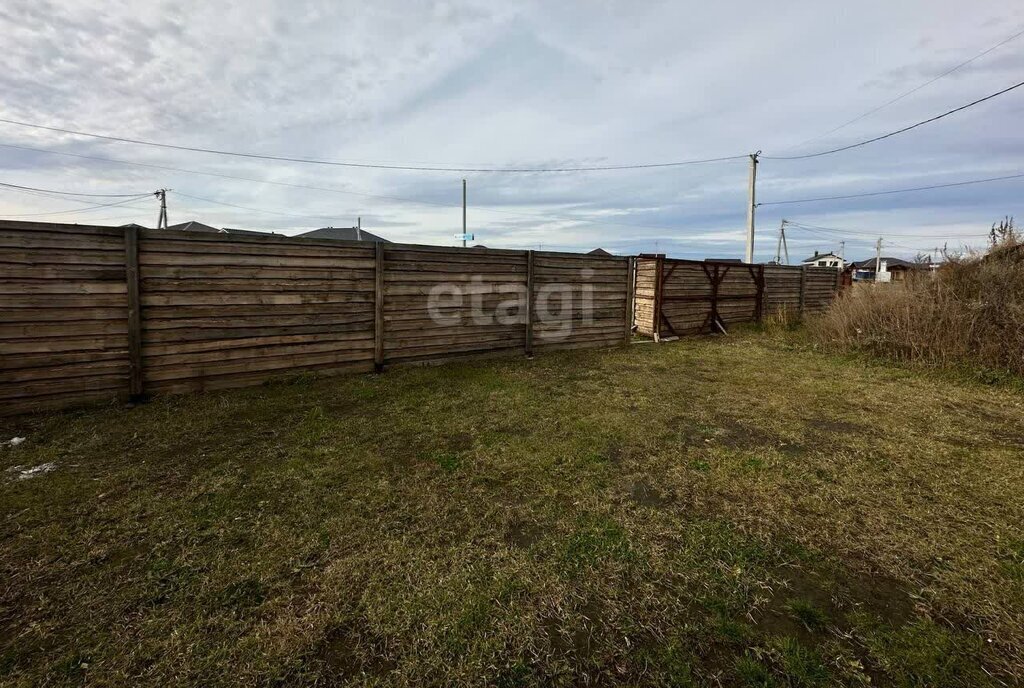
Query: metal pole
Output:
[[744, 152, 759, 263], [156, 189, 168, 230], [462, 178, 467, 248], [775, 219, 784, 263]]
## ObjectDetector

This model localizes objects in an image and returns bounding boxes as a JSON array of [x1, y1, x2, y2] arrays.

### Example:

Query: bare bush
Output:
[[810, 235, 1024, 376]]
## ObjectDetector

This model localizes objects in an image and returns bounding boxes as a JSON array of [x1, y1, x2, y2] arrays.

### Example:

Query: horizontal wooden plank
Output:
[[143, 348, 375, 383], [0, 307, 126, 323], [0, 336, 128, 355], [143, 312, 373, 331], [139, 238, 374, 259], [140, 278, 375, 293], [0, 266, 126, 281], [3, 294, 127, 308], [140, 292, 374, 307], [0, 220, 125, 237], [0, 280, 127, 295], [143, 331, 374, 357], [0, 373, 125, 401], [140, 265, 375, 280], [142, 321, 373, 343], [0, 358, 128, 384], [0, 230, 124, 251], [138, 252, 376, 269], [145, 360, 375, 395], [145, 338, 374, 369], [142, 303, 373, 319], [1, 249, 125, 266], [0, 320, 128, 339]]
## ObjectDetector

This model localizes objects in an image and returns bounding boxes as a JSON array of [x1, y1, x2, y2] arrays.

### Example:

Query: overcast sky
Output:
[[2, 0, 1023, 260]]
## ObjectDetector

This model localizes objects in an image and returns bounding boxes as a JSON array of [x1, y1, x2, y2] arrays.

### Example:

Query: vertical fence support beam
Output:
[[653, 254, 665, 342], [525, 250, 535, 357], [374, 242, 385, 372], [756, 264, 765, 323], [623, 256, 635, 345], [798, 265, 808, 317], [124, 225, 144, 401]]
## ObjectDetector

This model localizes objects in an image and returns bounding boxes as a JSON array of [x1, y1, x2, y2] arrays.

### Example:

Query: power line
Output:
[[785, 220, 988, 239], [0, 141, 709, 235], [0, 180, 152, 198], [0, 117, 748, 172], [763, 78, 1024, 160], [789, 25, 1024, 149], [758, 171, 1024, 206], [0, 194, 152, 218]]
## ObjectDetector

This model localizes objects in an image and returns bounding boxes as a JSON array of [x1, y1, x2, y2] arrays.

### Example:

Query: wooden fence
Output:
[[634, 256, 839, 338], [1, 221, 634, 415]]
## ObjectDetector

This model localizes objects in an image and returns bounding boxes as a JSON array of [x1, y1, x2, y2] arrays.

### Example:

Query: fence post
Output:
[[798, 265, 808, 317], [525, 250, 535, 357], [756, 264, 765, 323], [653, 254, 665, 342], [623, 256, 635, 345], [374, 242, 385, 372], [124, 225, 144, 401]]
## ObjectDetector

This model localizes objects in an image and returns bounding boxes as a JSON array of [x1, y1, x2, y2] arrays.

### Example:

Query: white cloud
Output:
[[1, 0, 1022, 260]]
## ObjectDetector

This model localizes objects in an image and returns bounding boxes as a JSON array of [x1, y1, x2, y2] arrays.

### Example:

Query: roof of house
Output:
[[705, 258, 744, 263], [120, 223, 149, 229], [166, 221, 225, 233], [801, 252, 843, 263], [587, 247, 612, 256], [848, 257, 916, 270], [294, 226, 390, 242], [220, 227, 285, 237]]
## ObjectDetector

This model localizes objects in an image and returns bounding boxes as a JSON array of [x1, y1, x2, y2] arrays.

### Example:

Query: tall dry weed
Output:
[[810, 238, 1024, 375]]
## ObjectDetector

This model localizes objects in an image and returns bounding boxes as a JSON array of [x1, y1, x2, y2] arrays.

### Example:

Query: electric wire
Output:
[[0, 117, 748, 172], [763, 78, 1024, 160], [788, 25, 1024, 149], [0, 180, 152, 197], [757, 170, 1024, 205]]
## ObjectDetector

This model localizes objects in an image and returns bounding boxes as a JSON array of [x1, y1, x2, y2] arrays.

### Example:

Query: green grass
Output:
[[1, 328, 1022, 686]]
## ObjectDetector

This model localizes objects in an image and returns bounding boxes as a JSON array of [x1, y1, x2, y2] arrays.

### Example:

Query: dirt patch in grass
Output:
[[627, 479, 672, 508], [314, 621, 397, 682], [505, 520, 544, 549]]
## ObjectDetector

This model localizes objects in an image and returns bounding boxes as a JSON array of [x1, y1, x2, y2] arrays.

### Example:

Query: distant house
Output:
[[801, 251, 844, 269], [846, 257, 919, 283], [294, 226, 390, 243], [588, 248, 612, 256], [161, 221, 280, 237], [120, 223, 149, 230], [167, 221, 225, 233]]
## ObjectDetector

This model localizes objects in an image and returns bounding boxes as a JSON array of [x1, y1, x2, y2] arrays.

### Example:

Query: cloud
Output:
[[0, 0, 1022, 261]]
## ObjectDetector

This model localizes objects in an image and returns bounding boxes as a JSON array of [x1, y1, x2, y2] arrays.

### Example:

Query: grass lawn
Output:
[[2, 328, 1023, 687]]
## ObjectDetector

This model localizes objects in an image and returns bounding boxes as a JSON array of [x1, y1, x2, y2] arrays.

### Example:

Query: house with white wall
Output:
[[801, 251, 844, 269]]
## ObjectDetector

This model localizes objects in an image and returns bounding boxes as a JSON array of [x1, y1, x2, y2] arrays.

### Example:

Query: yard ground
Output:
[[2, 329, 1023, 687]]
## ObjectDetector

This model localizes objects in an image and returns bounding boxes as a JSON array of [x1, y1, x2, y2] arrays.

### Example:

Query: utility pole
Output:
[[356, 216, 362, 241], [155, 189, 168, 230], [839, 240, 845, 266], [875, 237, 883, 280], [462, 178, 467, 248], [744, 152, 760, 264], [775, 219, 790, 264]]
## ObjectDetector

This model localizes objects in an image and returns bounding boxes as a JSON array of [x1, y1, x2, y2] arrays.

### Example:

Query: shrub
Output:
[[809, 235, 1024, 376]]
